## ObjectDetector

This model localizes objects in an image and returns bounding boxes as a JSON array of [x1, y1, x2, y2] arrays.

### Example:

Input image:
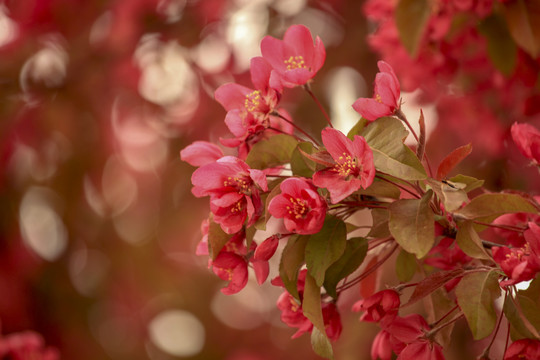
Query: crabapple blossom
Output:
[[260, 24, 325, 87], [352, 289, 400, 324], [511, 122, 540, 165], [268, 177, 326, 235], [313, 128, 375, 203], [352, 60, 400, 121], [191, 156, 268, 234], [504, 338, 540, 360], [0, 331, 59, 360]]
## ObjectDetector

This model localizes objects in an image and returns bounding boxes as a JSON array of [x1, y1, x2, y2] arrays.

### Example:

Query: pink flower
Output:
[[492, 241, 540, 287], [493, 213, 540, 248], [260, 24, 325, 87], [511, 122, 540, 165], [215, 56, 281, 118], [312, 128, 376, 203], [352, 289, 400, 324], [352, 61, 400, 121], [212, 252, 249, 295], [371, 330, 394, 360], [180, 141, 224, 167], [268, 177, 326, 235], [191, 156, 268, 234], [504, 338, 540, 360], [0, 331, 59, 360], [253, 235, 280, 261]]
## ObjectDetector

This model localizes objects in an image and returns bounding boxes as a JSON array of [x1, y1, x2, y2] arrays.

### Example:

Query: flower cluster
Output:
[[183, 23, 540, 360]]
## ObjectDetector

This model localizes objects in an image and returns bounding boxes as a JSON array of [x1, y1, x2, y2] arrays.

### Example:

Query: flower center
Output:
[[244, 90, 262, 112], [224, 176, 251, 194], [284, 55, 307, 70], [375, 93, 383, 103], [230, 200, 244, 214], [334, 153, 358, 177], [286, 197, 309, 219]]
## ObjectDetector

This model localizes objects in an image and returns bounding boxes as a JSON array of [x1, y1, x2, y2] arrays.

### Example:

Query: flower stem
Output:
[[271, 111, 321, 145], [473, 220, 526, 233], [480, 290, 508, 359], [375, 174, 421, 199], [425, 312, 464, 339], [304, 84, 333, 128]]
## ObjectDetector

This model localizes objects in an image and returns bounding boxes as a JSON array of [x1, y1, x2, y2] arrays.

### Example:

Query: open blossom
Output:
[[268, 177, 326, 235], [191, 156, 268, 234], [511, 122, 540, 165], [352, 60, 400, 121], [313, 128, 375, 203], [398, 340, 445, 360], [260, 24, 325, 87], [215, 56, 281, 121], [504, 338, 540, 360]]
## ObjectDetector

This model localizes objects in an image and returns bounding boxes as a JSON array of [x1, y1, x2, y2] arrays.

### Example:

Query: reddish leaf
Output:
[[208, 219, 232, 260], [436, 143, 473, 180], [298, 148, 334, 167], [403, 268, 465, 307], [416, 110, 426, 161]]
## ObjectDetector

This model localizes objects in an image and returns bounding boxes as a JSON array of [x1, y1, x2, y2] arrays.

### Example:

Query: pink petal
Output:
[[352, 97, 393, 121], [280, 177, 311, 198], [250, 56, 272, 92], [283, 24, 315, 65], [268, 194, 292, 218], [321, 128, 351, 161], [249, 169, 268, 191], [254, 235, 280, 261], [261, 36, 288, 73], [374, 72, 399, 107], [224, 110, 248, 137], [180, 141, 224, 167], [214, 83, 253, 111], [252, 259, 270, 285]]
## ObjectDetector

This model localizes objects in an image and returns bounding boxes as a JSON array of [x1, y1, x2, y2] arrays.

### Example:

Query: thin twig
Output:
[[304, 84, 333, 128]]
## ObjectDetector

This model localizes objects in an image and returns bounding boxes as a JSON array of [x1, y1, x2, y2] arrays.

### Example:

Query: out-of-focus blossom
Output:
[[504, 338, 540, 360], [313, 128, 375, 203], [0, 330, 59, 360], [352, 289, 400, 324], [511, 122, 540, 165], [260, 24, 325, 87], [352, 61, 400, 121], [397, 339, 445, 360], [268, 177, 327, 235]]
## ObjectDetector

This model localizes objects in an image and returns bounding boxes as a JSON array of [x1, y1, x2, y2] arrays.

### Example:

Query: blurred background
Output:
[[0, 0, 538, 359]]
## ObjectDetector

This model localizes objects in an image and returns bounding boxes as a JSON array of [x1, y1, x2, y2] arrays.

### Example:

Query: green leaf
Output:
[[396, 249, 417, 283], [311, 327, 334, 360], [425, 178, 468, 212], [388, 190, 435, 258], [291, 142, 317, 177], [245, 134, 297, 169], [504, 293, 540, 340], [208, 219, 232, 260], [303, 273, 334, 359], [502, 0, 540, 58], [347, 118, 368, 139], [456, 221, 492, 261], [455, 270, 501, 340], [447, 174, 484, 193], [323, 237, 369, 298], [454, 193, 537, 221], [478, 14, 517, 76], [279, 235, 309, 300], [395, 0, 431, 58], [368, 208, 391, 238], [305, 215, 347, 287], [361, 117, 427, 180], [357, 178, 401, 199]]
